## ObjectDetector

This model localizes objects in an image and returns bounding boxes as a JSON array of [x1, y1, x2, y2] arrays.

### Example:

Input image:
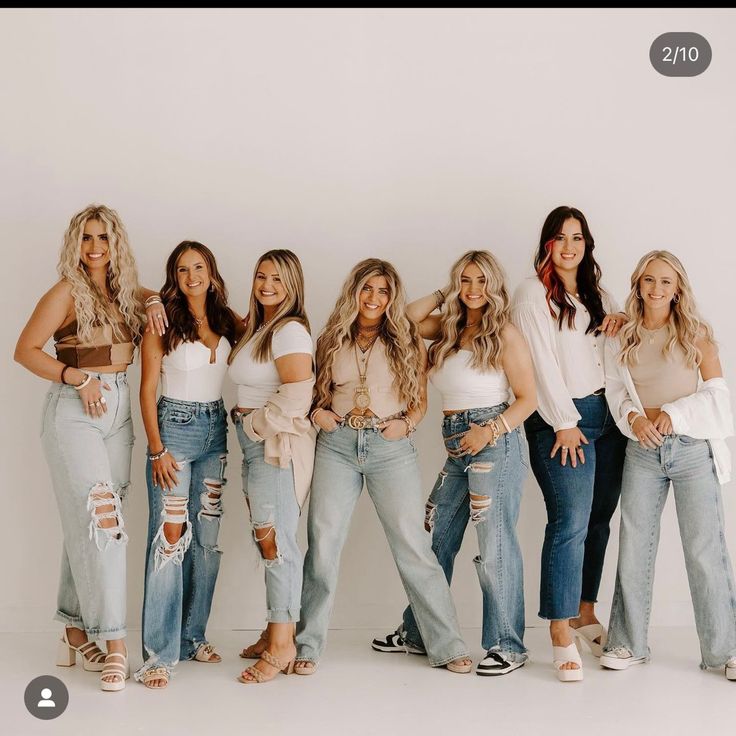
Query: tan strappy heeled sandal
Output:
[[239, 629, 269, 659], [294, 660, 317, 676], [100, 650, 129, 692], [139, 666, 170, 689], [56, 629, 107, 672], [238, 649, 296, 684], [193, 642, 221, 663]]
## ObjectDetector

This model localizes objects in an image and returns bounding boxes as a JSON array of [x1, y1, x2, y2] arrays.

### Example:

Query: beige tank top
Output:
[[330, 339, 404, 418], [629, 326, 698, 407]]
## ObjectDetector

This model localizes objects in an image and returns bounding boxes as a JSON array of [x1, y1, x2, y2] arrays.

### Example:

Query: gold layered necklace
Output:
[[353, 332, 378, 412]]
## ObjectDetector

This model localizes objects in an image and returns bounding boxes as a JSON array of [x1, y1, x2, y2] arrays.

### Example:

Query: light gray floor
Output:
[[3, 627, 735, 736]]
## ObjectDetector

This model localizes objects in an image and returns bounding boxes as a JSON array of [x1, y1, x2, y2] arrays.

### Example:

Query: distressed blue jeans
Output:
[[41, 372, 133, 640], [606, 436, 736, 667], [524, 392, 626, 620], [401, 405, 528, 661], [297, 424, 469, 667], [235, 418, 302, 623], [138, 397, 227, 676]]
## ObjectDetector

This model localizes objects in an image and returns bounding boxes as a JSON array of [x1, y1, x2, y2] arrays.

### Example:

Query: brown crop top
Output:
[[54, 320, 135, 368]]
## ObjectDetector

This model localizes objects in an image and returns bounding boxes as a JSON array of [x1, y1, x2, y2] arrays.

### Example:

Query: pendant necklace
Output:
[[353, 336, 377, 412]]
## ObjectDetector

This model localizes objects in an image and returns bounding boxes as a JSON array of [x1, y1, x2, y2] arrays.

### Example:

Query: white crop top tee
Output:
[[228, 320, 313, 408], [429, 350, 510, 411], [161, 336, 231, 403]]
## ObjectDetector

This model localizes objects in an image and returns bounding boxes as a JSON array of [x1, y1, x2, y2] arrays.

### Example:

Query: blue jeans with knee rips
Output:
[[137, 397, 227, 677], [401, 404, 528, 661]]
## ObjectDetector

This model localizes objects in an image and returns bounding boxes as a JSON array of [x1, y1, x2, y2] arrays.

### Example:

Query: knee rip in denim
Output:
[[469, 492, 492, 525], [424, 500, 438, 532], [252, 522, 282, 567], [198, 477, 226, 523], [153, 495, 192, 571], [87, 482, 128, 551]]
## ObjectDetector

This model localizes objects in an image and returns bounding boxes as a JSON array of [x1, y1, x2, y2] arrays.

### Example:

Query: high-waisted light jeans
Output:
[[296, 423, 469, 667], [401, 404, 528, 662], [606, 435, 736, 668], [235, 418, 302, 623], [138, 397, 228, 676], [41, 372, 133, 640]]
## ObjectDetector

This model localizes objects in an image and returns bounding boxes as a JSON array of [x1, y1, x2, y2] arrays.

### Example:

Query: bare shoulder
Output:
[[695, 326, 719, 358]]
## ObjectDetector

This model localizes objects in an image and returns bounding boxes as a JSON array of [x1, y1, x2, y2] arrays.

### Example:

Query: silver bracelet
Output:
[[148, 447, 168, 461], [144, 295, 162, 308]]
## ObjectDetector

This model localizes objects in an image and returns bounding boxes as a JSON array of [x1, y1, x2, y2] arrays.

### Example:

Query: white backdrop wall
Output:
[[1, 9, 734, 634]]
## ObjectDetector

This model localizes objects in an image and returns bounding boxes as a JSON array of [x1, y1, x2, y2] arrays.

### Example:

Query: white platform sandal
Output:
[[573, 623, 607, 658], [553, 642, 584, 682], [100, 650, 129, 692], [56, 629, 107, 672]]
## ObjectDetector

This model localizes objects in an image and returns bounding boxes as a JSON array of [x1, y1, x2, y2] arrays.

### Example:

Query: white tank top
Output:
[[161, 336, 230, 403], [430, 349, 510, 410]]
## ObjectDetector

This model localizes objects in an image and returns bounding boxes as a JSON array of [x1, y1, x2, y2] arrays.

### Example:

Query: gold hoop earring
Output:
[[636, 290, 642, 300], [673, 293, 680, 304]]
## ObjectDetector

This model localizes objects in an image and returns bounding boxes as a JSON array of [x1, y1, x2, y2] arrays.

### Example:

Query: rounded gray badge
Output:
[[24, 675, 69, 720], [650, 32, 712, 77]]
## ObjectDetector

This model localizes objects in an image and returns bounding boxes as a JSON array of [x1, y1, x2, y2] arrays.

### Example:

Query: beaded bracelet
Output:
[[433, 289, 445, 310], [148, 447, 168, 461]]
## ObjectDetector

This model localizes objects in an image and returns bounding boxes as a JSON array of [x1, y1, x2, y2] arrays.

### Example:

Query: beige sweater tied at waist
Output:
[[241, 377, 317, 507]]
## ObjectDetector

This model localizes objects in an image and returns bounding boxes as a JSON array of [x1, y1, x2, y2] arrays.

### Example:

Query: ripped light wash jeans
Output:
[[606, 436, 736, 668], [297, 423, 469, 667], [235, 418, 302, 623], [138, 397, 227, 675], [401, 405, 528, 662], [41, 372, 133, 640]]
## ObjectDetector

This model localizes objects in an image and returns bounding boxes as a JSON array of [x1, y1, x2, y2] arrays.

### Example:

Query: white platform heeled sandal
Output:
[[100, 650, 129, 692], [573, 623, 607, 658], [553, 642, 584, 682], [56, 629, 107, 672]]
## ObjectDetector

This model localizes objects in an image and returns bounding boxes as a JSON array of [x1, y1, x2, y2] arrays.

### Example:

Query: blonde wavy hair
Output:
[[314, 259, 423, 411], [228, 249, 310, 365], [57, 204, 145, 344], [428, 250, 510, 372], [618, 250, 713, 368]]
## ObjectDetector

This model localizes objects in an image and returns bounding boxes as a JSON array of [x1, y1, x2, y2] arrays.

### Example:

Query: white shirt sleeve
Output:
[[511, 284, 581, 431], [271, 321, 314, 360]]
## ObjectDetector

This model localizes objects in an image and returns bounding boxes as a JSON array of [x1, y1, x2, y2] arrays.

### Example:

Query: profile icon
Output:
[[24, 675, 68, 720], [38, 688, 55, 708]]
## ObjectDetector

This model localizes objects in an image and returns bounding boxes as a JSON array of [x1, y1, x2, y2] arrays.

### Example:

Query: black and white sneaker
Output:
[[476, 650, 526, 676], [371, 631, 426, 655]]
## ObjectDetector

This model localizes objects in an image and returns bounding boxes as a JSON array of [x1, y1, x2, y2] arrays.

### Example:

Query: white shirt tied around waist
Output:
[[161, 335, 230, 403], [430, 349, 510, 411], [228, 320, 314, 408], [511, 277, 618, 431], [604, 337, 734, 485]]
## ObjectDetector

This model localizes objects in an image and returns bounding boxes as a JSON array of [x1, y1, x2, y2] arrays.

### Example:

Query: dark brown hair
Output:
[[160, 241, 237, 354]]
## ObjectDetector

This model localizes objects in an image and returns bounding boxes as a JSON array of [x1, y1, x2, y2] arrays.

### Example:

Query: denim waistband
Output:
[[56, 370, 128, 388], [158, 396, 225, 414], [442, 403, 509, 431]]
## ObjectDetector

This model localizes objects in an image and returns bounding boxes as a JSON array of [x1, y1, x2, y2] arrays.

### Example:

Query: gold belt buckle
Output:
[[347, 414, 367, 430]]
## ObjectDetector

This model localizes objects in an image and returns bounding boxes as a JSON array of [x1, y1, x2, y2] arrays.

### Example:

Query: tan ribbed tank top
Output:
[[629, 326, 698, 407], [330, 339, 404, 417]]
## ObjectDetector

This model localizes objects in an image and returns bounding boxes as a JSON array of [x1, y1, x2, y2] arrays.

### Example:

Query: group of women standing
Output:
[[14, 203, 736, 691]]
